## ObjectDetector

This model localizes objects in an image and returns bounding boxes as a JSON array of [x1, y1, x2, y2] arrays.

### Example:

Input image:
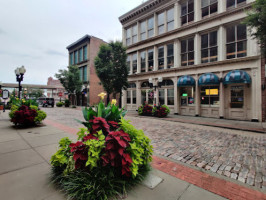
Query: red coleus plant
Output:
[[142, 105, 153, 115], [69, 141, 88, 169], [101, 130, 133, 176], [154, 107, 168, 118], [108, 121, 119, 131], [89, 117, 110, 135], [11, 105, 37, 126]]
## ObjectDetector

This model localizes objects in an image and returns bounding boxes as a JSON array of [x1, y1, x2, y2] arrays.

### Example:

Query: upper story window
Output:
[[140, 51, 146, 72], [201, 31, 218, 63], [202, 0, 218, 18], [167, 8, 174, 31], [158, 46, 164, 70], [227, 0, 246, 9], [83, 46, 87, 60], [148, 17, 154, 38], [140, 21, 146, 41], [70, 52, 74, 65], [79, 48, 83, 63], [167, 44, 174, 68], [79, 66, 87, 82], [132, 25, 138, 44], [74, 51, 78, 64], [148, 49, 154, 71], [158, 12, 165, 35], [126, 28, 131, 46], [132, 53, 137, 73], [126, 56, 131, 74], [181, 37, 194, 66], [181, 0, 194, 26], [226, 24, 247, 59]]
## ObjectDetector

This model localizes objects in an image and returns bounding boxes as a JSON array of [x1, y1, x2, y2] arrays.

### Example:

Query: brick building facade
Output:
[[66, 35, 107, 106]]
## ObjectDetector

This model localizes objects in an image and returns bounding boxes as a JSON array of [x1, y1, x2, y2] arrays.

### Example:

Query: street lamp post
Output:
[[149, 77, 163, 106], [15, 66, 26, 99]]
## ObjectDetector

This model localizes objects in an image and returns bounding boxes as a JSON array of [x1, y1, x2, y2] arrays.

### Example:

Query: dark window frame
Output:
[[201, 0, 218, 18], [201, 31, 218, 63], [181, 37, 194, 66], [181, 0, 194, 26], [158, 46, 164, 70]]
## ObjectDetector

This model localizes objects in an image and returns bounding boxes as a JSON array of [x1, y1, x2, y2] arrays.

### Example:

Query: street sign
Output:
[[58, 92, 63, 97]]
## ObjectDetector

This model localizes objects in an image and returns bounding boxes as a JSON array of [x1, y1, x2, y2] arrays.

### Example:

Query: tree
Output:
[[55, 65, 82, 105], [94, 41, 128, 105], [28, 89, 44, 99], [244, 0, 266, 55]]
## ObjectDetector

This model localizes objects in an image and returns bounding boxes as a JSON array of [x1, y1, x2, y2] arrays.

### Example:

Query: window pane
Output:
[[237, 0, 246, 4], [140, 21, 146, 33], [167, 57, 174, 68], [148, 29, 154, 38], [167, 89, 174, 105], [141, 51, 146, 72], [79, 48, 83, 62], [188, 52, 194, 65], [167, 21, 174, 31], [126, 56, 131, 73], [70, 53, 74, 65], [141, 90, 146, 104], [227, 43, 236, 59], [167, 8, 174, 22], [132, 53, 137, 73], [210, 0, 217, 4], [237, 24, 246, 40], [202, 0, 209, 7], [132, 35, 137, 44], [158, 12, 164, 26], [181, 54, 187, 66], [188, 13, 194, 23], [202, 7, 209, 17], [132, 25, 137, 35], [210, 47, 218, 62], [181, 4, 187, 16], [75, 51, 78, 64], [148, 17, 154, 29], [167, 44, 174, 68], [209, 31, 217, 46], [126, 38, 131, 46], [141, 33, 146, 41], [127, 91, 131, 104], [126, 28, 131, 38], [167, 44, 174, 56], [231, 86, 244, 108], [158, 47, 164, 69], [210, 2, 218, 14], [158, 25, 164, 35], [201, 49, 209, 63], [83, 45, 87, 61], [133, 90, 136, 104], [181, 16, 187, 25], [227, 0, 235, 8], [83, 66, 87, 82], [188, 0, 194, 12], [148, 49, 154, 71], [158, 46, 164, 58], [181, 87, 194, 105], [79, 67, 83, 81], [201, 34, 208, 48], [237, 41, 247, 57], [181, 40, 187, 53], [226, 26, 235, 43], [188, 38, 194, 51], [159, 89, 165, 105]]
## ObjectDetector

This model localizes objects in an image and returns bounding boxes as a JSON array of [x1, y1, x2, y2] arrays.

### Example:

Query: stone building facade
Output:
[[66, 35, 107, 106], [119, 0, 263, 121]]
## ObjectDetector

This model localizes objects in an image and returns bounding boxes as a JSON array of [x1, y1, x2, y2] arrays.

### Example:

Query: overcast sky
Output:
[[0, 0, 144, 85]]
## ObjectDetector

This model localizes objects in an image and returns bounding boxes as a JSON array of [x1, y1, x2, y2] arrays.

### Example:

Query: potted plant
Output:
[[0, 100, 3, 110]]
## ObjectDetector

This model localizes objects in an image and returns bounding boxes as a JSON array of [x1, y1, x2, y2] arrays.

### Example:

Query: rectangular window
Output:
[[200, 86, 219, 106], [167, 8, 174, 31], [226, 24, 247, 59], [140, 51, 146, 72], [167, 88, 174, 105], [148, 17, 154, 38], [126, 56, 131, 74], [126, 28, 131, 46], [181, 38, 194, 66], [202, 0, 218, 18], [227, 0, 246, 9], [141, 90, 146, 104], [127, 91, 131, 104], [83, 66, 87, 82], [148, 49, 154, 71], [231, 86, 244, 108], [79, 67, 83, 81], [83, 46, 87, 60], [181, 0, 194, 26], [159, 89, 165, 105], [132, 53, 137, 74], [201, 31, 218, 63], [158, 12, 165, 35], [132, 25, 138, 44], [158, 46, 164, 70], [140, 21, 146, 41], [180, 87, 195, 106], [132, 90, 136, 104], [74, 51, 78, 64], [70, 53, 74, 65], [167, 44, 174, 68], [79, 48, 83, 63]]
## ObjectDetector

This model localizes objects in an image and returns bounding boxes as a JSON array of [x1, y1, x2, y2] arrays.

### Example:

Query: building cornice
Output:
[[125, 3, 252, 50], [128, 56, 261, 78]]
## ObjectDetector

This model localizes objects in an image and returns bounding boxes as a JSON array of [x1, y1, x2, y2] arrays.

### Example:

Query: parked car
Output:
[[38, 98, 55, 107]]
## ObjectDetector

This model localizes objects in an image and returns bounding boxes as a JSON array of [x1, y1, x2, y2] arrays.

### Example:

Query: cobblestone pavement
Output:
[[43, 107, 266, 190]]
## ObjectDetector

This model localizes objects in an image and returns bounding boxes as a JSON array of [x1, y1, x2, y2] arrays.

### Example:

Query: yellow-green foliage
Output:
[[84, 130, 106, 169], [119, 117, 153, 177], [30, 105, 38, 111], [9, 105, 19, 119], [34, 110, 47, 123], [51, 137, 72, 167]]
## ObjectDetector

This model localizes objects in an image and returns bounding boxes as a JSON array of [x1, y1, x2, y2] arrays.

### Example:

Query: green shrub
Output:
[[64, 99, 70, 107], [152, 104, 170, 118], [35, 110, 47, 123], [72, 105, 76, 108], [56, 102, 64, 107]]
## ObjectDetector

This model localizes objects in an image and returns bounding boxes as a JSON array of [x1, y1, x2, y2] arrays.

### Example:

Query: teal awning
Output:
[[223, 70, 251, 85], [198, 73, 220, 86], [177, 75, 195, 87]]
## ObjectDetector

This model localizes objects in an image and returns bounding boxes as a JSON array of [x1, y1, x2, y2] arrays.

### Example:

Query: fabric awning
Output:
[[198, 73, 220, 86], [223, 70, 251, 85], [177, 75, 195, 87]]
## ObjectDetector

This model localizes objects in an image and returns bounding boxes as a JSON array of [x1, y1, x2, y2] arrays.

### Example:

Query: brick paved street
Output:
[[43, 107, 266, 190]]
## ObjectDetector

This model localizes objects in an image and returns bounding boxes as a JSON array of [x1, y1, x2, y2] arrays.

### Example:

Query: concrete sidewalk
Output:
[[126, 110, 266, 133], [0, 111, 227, 200]]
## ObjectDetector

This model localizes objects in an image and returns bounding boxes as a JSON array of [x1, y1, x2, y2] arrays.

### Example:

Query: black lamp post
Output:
[[15, 66, 26, 99], [149, 77, 163, 106]]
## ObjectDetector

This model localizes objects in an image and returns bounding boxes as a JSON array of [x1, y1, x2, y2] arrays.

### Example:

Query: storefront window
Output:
[[200, 86, 219, 106], [180, 87, 195, 106], [167, 89, 174, 105], [141, 90, 146, 104], [127, 91, 131, 104], [231, 86, 244, 108], [159, 89, 165, 105]]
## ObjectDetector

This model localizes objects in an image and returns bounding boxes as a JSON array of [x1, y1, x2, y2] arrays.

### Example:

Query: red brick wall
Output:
[[88, 37, 107, 105], [261, 57, 266, 121]]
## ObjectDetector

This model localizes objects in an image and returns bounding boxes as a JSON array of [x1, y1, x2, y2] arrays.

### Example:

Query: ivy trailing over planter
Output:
[[50, 94, 153, 200]]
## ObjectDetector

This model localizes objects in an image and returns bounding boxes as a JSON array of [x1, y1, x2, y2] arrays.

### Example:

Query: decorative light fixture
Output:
[[14, 66, 26, 99], [148, 77, 163, 105]]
